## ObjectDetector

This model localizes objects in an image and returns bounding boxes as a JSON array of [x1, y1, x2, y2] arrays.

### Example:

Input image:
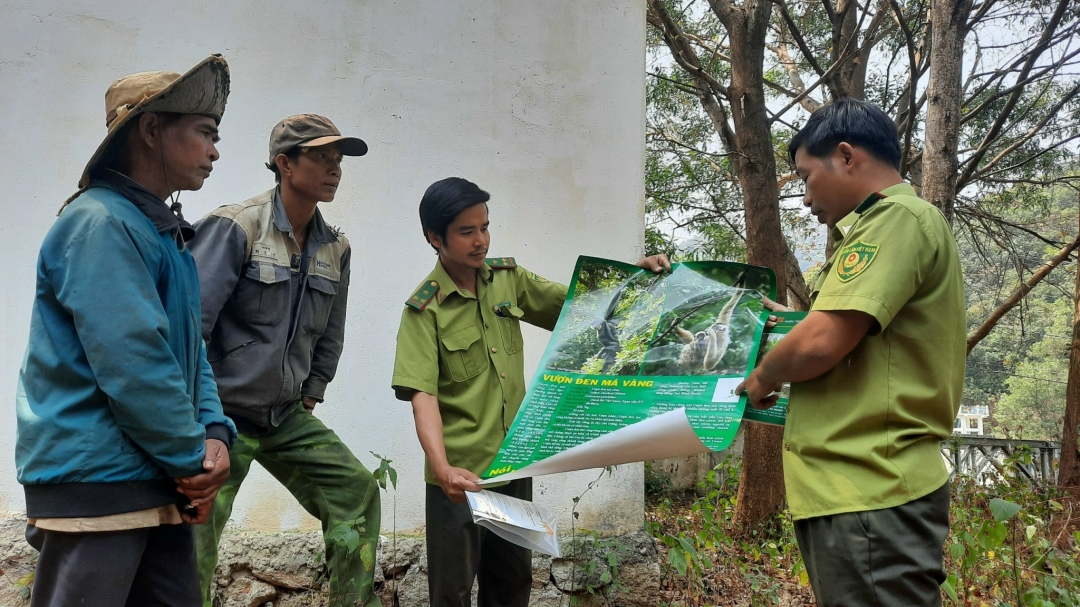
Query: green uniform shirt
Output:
[[392, 258, 568, 484], [784, 182, 965, 520]]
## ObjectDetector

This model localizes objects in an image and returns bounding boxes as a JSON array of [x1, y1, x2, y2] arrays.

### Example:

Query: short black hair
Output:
[[788, 99, 901, 171], [265, 147, 302, 183], [419, 177, 490, 251]]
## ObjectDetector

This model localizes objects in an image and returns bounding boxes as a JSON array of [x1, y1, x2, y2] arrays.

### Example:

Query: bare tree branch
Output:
[[646, 70, 701, 97], [967, 232, 1080, 354], [967, 0, 1003, 28], [771, 0, 828, 76], [957, 0, 1075, 186], [972, 133, 1080, 185], [958, 205, 1067, 248], [962, 46, 1080, 126], [886, 0, 920, 175], [648, 0, 732, 99], [966, 83, 1080, 185], [767, 15, 863, 121], [647, 0, 740, 153], [768, 14, 824, 112]]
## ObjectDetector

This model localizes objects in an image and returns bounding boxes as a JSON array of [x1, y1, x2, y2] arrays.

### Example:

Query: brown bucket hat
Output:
[[268, 114, 367, 166], [77, 54, 231, 189]]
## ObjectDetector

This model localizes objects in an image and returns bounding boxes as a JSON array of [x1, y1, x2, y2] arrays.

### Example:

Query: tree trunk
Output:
[[646, 0, 789, 531], [1059, 203, 1080, 507], [719, 0, 791, 534], [921, 0, 972, 221]]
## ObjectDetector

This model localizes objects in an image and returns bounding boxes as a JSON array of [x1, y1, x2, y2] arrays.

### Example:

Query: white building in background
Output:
[[0, 0, 648, 536], [954, 405, 991, 436]]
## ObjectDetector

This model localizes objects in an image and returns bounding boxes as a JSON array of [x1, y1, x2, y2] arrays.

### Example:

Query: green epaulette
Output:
[[485, 257, 517, 269], [406, 280, 440, 311]]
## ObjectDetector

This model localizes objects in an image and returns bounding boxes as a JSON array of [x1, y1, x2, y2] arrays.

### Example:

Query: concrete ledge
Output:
[[0, 513, 659, 606]]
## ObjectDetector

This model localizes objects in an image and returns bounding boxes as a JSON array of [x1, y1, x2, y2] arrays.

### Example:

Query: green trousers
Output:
[[195, 405, 382, 607]]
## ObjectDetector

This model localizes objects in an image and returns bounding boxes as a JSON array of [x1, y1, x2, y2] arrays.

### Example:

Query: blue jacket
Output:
[[16, 174, 237, 517]]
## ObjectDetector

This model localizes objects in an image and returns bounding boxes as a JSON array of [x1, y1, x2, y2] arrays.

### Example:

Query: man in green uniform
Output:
[[391, 177, 668, 607], [190, 115, 381, 607], [738, 99, 965, 606]]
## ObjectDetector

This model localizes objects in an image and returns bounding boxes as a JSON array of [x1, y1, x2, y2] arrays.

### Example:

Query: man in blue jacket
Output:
[[15, 55, 238, 607]]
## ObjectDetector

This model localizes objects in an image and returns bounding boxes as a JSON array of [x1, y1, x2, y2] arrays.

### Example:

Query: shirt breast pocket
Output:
[[303, 275, 339, 334], [496, 315, 524, 355], [233, 262, 290, 326], [439, 324, 488, 382]]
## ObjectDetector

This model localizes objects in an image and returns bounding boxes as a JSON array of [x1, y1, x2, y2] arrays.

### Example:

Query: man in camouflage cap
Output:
[[16, 55, 237, 607], [190, 114, 381, 607]]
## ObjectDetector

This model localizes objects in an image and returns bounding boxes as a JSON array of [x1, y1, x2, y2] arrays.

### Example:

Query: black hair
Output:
[[788, 99, 901, 171], [419, 177, 490, 251], [102, 112, 187, 175], [265, 147, 303, 183]]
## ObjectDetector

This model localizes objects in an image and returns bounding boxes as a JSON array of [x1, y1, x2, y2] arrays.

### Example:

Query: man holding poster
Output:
[[738, 99, 965, 607], [392, 177, 668, 607]]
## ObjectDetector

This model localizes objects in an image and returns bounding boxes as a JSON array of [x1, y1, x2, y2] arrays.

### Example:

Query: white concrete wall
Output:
[[0, 1, 647, 535]]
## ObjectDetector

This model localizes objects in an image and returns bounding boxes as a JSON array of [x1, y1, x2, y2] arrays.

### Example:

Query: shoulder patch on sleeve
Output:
[[485, 257, 517, 269], [835, 240, 879, 282], [525, 269, 549, 283], [406, 281, 440, 310]]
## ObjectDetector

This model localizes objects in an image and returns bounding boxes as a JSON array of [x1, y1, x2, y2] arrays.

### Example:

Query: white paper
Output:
[[479, 407, 709, 484], [466, 490, 561, 557]]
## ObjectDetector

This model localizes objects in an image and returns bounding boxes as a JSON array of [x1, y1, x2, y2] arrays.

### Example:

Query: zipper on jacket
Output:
[[218, 340, 256, 360]]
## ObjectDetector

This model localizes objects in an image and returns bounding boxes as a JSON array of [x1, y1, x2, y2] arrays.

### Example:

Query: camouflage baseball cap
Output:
[[268, 114, 367, 165]]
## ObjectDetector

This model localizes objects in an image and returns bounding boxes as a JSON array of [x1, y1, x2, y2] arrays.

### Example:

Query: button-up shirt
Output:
[[392, 260, 567, 484], [784, 182, 966, 519]]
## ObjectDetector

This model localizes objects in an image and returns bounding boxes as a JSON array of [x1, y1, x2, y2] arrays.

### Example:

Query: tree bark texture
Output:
[[831, 0, 866, 99], [922, 0, 972, 221], [1059, 203, 1080, 504], [710, 0, 791, 534], [648, 0, 791, 533]]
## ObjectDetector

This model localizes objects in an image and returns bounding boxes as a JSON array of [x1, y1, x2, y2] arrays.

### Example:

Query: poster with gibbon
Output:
[[483, 257, 779, 483]]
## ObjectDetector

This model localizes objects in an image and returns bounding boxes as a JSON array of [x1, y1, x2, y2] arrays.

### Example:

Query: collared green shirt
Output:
[[392, 259, 568, 484], [784, 182, 966, 520]]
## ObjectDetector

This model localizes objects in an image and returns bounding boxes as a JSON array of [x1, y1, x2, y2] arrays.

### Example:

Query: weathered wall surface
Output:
[[0, 1, 647, 534], [0, 513, 661, 606]]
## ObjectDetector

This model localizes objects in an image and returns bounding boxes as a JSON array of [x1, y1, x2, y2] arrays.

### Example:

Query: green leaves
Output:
[[949, 541, 966, 560], [983, 521, 1008, 549], [15, 572, 34, 600], [677, 536, 698, 560], [989, 498, 1022, 522], [369, 451, 398, 491], [944, 475, 1080, 606], [942, 573, 960, 602], [360, 541, 376, 572], [328, 515, 367, 556], [668, 544, 689, 576], [343, 529, 361, 553]]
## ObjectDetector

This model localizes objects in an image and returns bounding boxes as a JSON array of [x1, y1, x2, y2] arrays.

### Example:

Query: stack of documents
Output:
[[466, 490, 560, 557]]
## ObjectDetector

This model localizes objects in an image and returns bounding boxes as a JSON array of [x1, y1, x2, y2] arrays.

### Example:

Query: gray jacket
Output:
[[190, 188, 351, 427]]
